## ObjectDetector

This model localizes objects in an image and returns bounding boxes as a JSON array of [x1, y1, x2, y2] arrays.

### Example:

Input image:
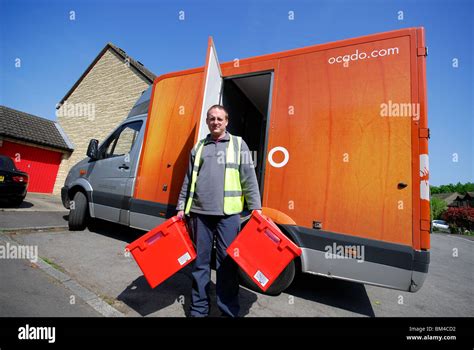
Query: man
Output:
[[176, 104, 262, 317]]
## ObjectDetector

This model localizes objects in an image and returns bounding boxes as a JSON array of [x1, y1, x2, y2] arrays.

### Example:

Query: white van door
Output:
[[196, 36, 223, 142]]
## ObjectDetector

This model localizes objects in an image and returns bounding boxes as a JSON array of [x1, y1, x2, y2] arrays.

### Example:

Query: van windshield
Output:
[[128, 87, 153, 118]]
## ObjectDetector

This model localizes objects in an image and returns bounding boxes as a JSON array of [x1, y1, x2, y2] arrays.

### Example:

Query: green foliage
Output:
[[430, 182, 474, 195], [430, 197, 447, 220]]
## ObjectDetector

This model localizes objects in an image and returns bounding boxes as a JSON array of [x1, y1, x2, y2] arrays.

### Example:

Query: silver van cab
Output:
[[61, 86, 154, 231]]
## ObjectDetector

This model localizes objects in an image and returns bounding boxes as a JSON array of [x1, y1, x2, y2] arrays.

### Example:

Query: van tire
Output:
[[238, 260, 296, 296], [68, 191, 88, 231]]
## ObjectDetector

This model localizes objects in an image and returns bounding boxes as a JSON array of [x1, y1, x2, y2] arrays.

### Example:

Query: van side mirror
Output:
[[86, 139, 99, 160]]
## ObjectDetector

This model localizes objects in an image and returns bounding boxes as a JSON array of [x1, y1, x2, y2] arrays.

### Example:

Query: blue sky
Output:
[[0, 0, 472, 186]]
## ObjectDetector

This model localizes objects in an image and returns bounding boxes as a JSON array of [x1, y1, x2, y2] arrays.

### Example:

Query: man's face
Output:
[[206, 108, 228, 137]]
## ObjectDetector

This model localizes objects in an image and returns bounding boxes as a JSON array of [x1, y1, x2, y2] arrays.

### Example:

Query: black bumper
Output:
[[282, 225, 430, 274], [0, 183, 27, 198]]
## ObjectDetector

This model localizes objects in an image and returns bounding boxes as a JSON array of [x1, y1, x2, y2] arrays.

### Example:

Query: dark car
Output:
[[0, 155, 29, 205]]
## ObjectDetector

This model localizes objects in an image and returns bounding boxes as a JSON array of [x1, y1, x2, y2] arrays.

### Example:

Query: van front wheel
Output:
[[238, 260, 295, 296], [68, 191, 88, 231]]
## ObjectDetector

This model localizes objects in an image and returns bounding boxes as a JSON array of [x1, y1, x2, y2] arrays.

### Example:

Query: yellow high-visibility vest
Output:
[[185, 134, 244, 215]]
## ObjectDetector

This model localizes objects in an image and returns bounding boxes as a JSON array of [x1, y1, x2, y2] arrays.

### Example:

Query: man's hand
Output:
[[254, 209, 262, 215], [177, 210, 185, 220]]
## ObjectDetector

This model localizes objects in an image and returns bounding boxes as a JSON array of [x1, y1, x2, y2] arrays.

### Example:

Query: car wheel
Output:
[[238, 259, 296, 296], [68, 191, 88, 231]]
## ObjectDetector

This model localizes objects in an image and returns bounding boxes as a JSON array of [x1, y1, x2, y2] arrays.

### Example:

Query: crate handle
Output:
[[262, 227, 290, 251], [145, 231, 165, 247], [264, 228, 281, 244]]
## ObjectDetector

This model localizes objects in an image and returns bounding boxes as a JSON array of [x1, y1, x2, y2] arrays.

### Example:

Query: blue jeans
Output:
[[188, 213, 241, 317]]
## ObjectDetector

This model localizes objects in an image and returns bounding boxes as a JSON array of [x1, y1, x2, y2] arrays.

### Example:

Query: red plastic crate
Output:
[[227, 211, 302, 291], [126, 216, 196, 289]]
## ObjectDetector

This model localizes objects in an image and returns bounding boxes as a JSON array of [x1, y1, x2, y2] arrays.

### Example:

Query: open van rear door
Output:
[[196, 37, 223, 142]]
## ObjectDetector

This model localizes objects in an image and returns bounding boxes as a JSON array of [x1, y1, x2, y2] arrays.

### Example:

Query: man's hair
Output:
[[207, 104, 228, 120]]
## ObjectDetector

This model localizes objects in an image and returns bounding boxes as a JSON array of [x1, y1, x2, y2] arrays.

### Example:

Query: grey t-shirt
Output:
[[176, 131, 262, 216]]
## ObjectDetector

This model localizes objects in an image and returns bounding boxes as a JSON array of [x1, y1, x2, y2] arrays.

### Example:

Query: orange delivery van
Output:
[[62, 27, 430, 295]]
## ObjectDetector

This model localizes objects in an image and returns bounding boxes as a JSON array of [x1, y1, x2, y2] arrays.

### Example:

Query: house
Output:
[[432, 192, 473, 208], [432, 192, 460, 207], [53, 42, 156, 195], [453, 192, 474, 208], [0, 105, 74, 193]]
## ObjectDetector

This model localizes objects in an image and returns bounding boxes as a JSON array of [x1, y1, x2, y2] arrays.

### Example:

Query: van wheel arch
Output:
[[68, 186, 89, 203]]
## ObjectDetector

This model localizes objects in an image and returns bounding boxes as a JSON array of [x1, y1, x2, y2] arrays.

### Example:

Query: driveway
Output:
[[0, 192, 68, 231], [0, 192, 67, 212]]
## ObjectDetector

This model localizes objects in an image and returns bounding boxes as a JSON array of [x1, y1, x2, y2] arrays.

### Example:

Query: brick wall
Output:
[[53, 49, 151, 194]]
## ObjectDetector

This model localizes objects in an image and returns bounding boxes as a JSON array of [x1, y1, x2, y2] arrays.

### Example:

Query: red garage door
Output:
[[0, 140, 62, 193]]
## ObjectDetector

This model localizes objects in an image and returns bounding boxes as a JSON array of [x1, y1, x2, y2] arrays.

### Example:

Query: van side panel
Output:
[[133, 72, 203, 204], [266, 35, 414, 246]]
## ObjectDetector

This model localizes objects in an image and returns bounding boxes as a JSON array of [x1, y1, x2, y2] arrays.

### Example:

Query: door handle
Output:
[[398, 182, 408, 189], [119, 164, 130, 170]]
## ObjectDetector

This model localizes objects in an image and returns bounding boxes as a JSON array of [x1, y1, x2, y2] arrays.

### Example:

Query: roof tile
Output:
[[0, 106, 72, 151]]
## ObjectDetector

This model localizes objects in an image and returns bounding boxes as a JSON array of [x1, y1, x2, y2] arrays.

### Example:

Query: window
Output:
[[114, 125, 139, 155], [0, 156, 15, 171], [101, 121, 143, 159]]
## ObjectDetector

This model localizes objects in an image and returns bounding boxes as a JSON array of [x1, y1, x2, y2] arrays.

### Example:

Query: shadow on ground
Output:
[[0, 199, 34, 208], [284, 272, 375, 317], [117, 265, 258, 317], [86, 218, 258, 317], [85, 218, 146, 243]]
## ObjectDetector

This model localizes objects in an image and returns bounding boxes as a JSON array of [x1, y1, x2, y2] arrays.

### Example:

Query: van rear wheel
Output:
[[238, 260, 295, 296], [68, 191, 88, 231]]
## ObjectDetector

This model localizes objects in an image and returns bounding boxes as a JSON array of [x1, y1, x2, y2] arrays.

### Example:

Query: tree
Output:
[[430, 182, 474, 195], [430, 197, 447, 220]]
